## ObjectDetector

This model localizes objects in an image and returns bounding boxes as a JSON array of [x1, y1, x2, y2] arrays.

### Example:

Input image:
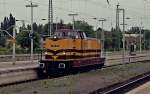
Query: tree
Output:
[[37, 24, 43, 34], [16, 31, 30, 49], [9, 13, 16, 27], [33, 22, 38, 32], [104, 31, 112, 50], [111, 28, 122, 51], [74, 20, 95, 37], [16, 31, 41, 49], [143, 29, 150, 50], [0, 14, 15, 48], [0, 34, 6, 47], [42, 23, 48, 35], [0, 13, 16, 35], [128, 27, 141, 34]]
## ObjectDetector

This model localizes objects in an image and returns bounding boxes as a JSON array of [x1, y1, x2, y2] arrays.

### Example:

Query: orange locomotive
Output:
[[39, 29, 105, 75]]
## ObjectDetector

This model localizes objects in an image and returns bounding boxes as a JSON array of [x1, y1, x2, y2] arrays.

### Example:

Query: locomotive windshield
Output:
[[53, 30, 80, 39]]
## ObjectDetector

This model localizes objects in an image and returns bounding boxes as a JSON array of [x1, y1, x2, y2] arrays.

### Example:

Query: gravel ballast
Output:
[[1, 62, 150, 94]]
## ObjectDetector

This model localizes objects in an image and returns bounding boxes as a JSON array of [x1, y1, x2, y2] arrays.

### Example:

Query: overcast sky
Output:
[[0, 0, 150, 30]]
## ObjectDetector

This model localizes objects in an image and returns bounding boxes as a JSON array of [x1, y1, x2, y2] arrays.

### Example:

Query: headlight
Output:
[[45, 52, 48, 55], [63, 51, 66, 55], [54, 36, 57, 39]]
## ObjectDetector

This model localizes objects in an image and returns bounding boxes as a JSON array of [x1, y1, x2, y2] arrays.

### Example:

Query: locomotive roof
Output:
[[56, 29, 82, 32]]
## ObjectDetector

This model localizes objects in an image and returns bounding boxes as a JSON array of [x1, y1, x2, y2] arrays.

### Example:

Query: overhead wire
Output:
[[2, 0, 150, 29], [22, 0, 150, 30], [29, 0, 99, 19], [115, 0, 150, 29], [1, 0, 114, 22], [1, 0, 149, 20]]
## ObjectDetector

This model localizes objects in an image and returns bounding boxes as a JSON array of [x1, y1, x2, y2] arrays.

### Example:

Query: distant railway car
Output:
[[39, 29, 105, 76]]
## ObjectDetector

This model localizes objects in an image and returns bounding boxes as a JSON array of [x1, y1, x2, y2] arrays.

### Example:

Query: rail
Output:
[[0, 53, 150, 87], [0, 65, 39, 86], [0, 54, 39, 62], [106, 54, 150, 66], [90, 71, 150, 94]]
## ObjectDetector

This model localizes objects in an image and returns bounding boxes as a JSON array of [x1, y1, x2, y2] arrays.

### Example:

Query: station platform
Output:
[[0, 52, 150, 71], [0, 60, 38, 71]]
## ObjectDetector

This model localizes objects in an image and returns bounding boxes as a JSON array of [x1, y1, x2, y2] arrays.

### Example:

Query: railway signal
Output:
[[29, 32, 35, 39], [26, 0, 38, 63], [118, 8, 126, 64], [98, 19, 107, 58]]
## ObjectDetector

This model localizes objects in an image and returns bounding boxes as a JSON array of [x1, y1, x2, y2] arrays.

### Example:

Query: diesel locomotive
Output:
[[39, 29, 105, 76]]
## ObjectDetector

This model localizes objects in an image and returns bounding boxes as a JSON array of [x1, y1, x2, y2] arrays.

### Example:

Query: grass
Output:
[[40, 62, 150, 93], [1, 62, 150, 94]]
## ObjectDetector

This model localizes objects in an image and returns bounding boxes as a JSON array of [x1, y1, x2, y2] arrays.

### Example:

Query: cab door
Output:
[[81, 32, 88, 58]]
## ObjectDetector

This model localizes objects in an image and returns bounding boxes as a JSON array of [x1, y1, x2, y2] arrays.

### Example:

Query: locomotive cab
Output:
[[50, 29, 88, 41], [39, 29, 105, 76]]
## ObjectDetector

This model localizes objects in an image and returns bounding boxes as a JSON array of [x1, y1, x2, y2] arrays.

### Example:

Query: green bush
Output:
[[0, 48, 11, 55]]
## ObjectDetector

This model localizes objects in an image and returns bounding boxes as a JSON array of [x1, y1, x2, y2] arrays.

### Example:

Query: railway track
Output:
[[0, 54, 39, 62], [106, 53, 150, 66], [90, 70, 150, 94], [0, 66, 39, 87], [0, 52, 149, 62], [0, 54, 150, 87]]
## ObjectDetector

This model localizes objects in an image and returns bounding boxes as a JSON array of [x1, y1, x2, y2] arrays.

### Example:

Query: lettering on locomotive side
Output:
[[51, 45, 59, 47]]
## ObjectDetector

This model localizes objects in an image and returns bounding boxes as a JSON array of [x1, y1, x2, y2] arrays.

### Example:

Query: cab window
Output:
[[53, 31, 81, 39], [53, 32, 63, 38], [68, 31, 80, 39]]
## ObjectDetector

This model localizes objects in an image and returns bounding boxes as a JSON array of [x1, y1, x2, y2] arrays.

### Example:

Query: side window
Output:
[[68, 32, 78, 39], [53, 32, 63, 38], [83, 32, 87, 39], [68, 32, 73, 38], [76, 32, 80, 39]]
